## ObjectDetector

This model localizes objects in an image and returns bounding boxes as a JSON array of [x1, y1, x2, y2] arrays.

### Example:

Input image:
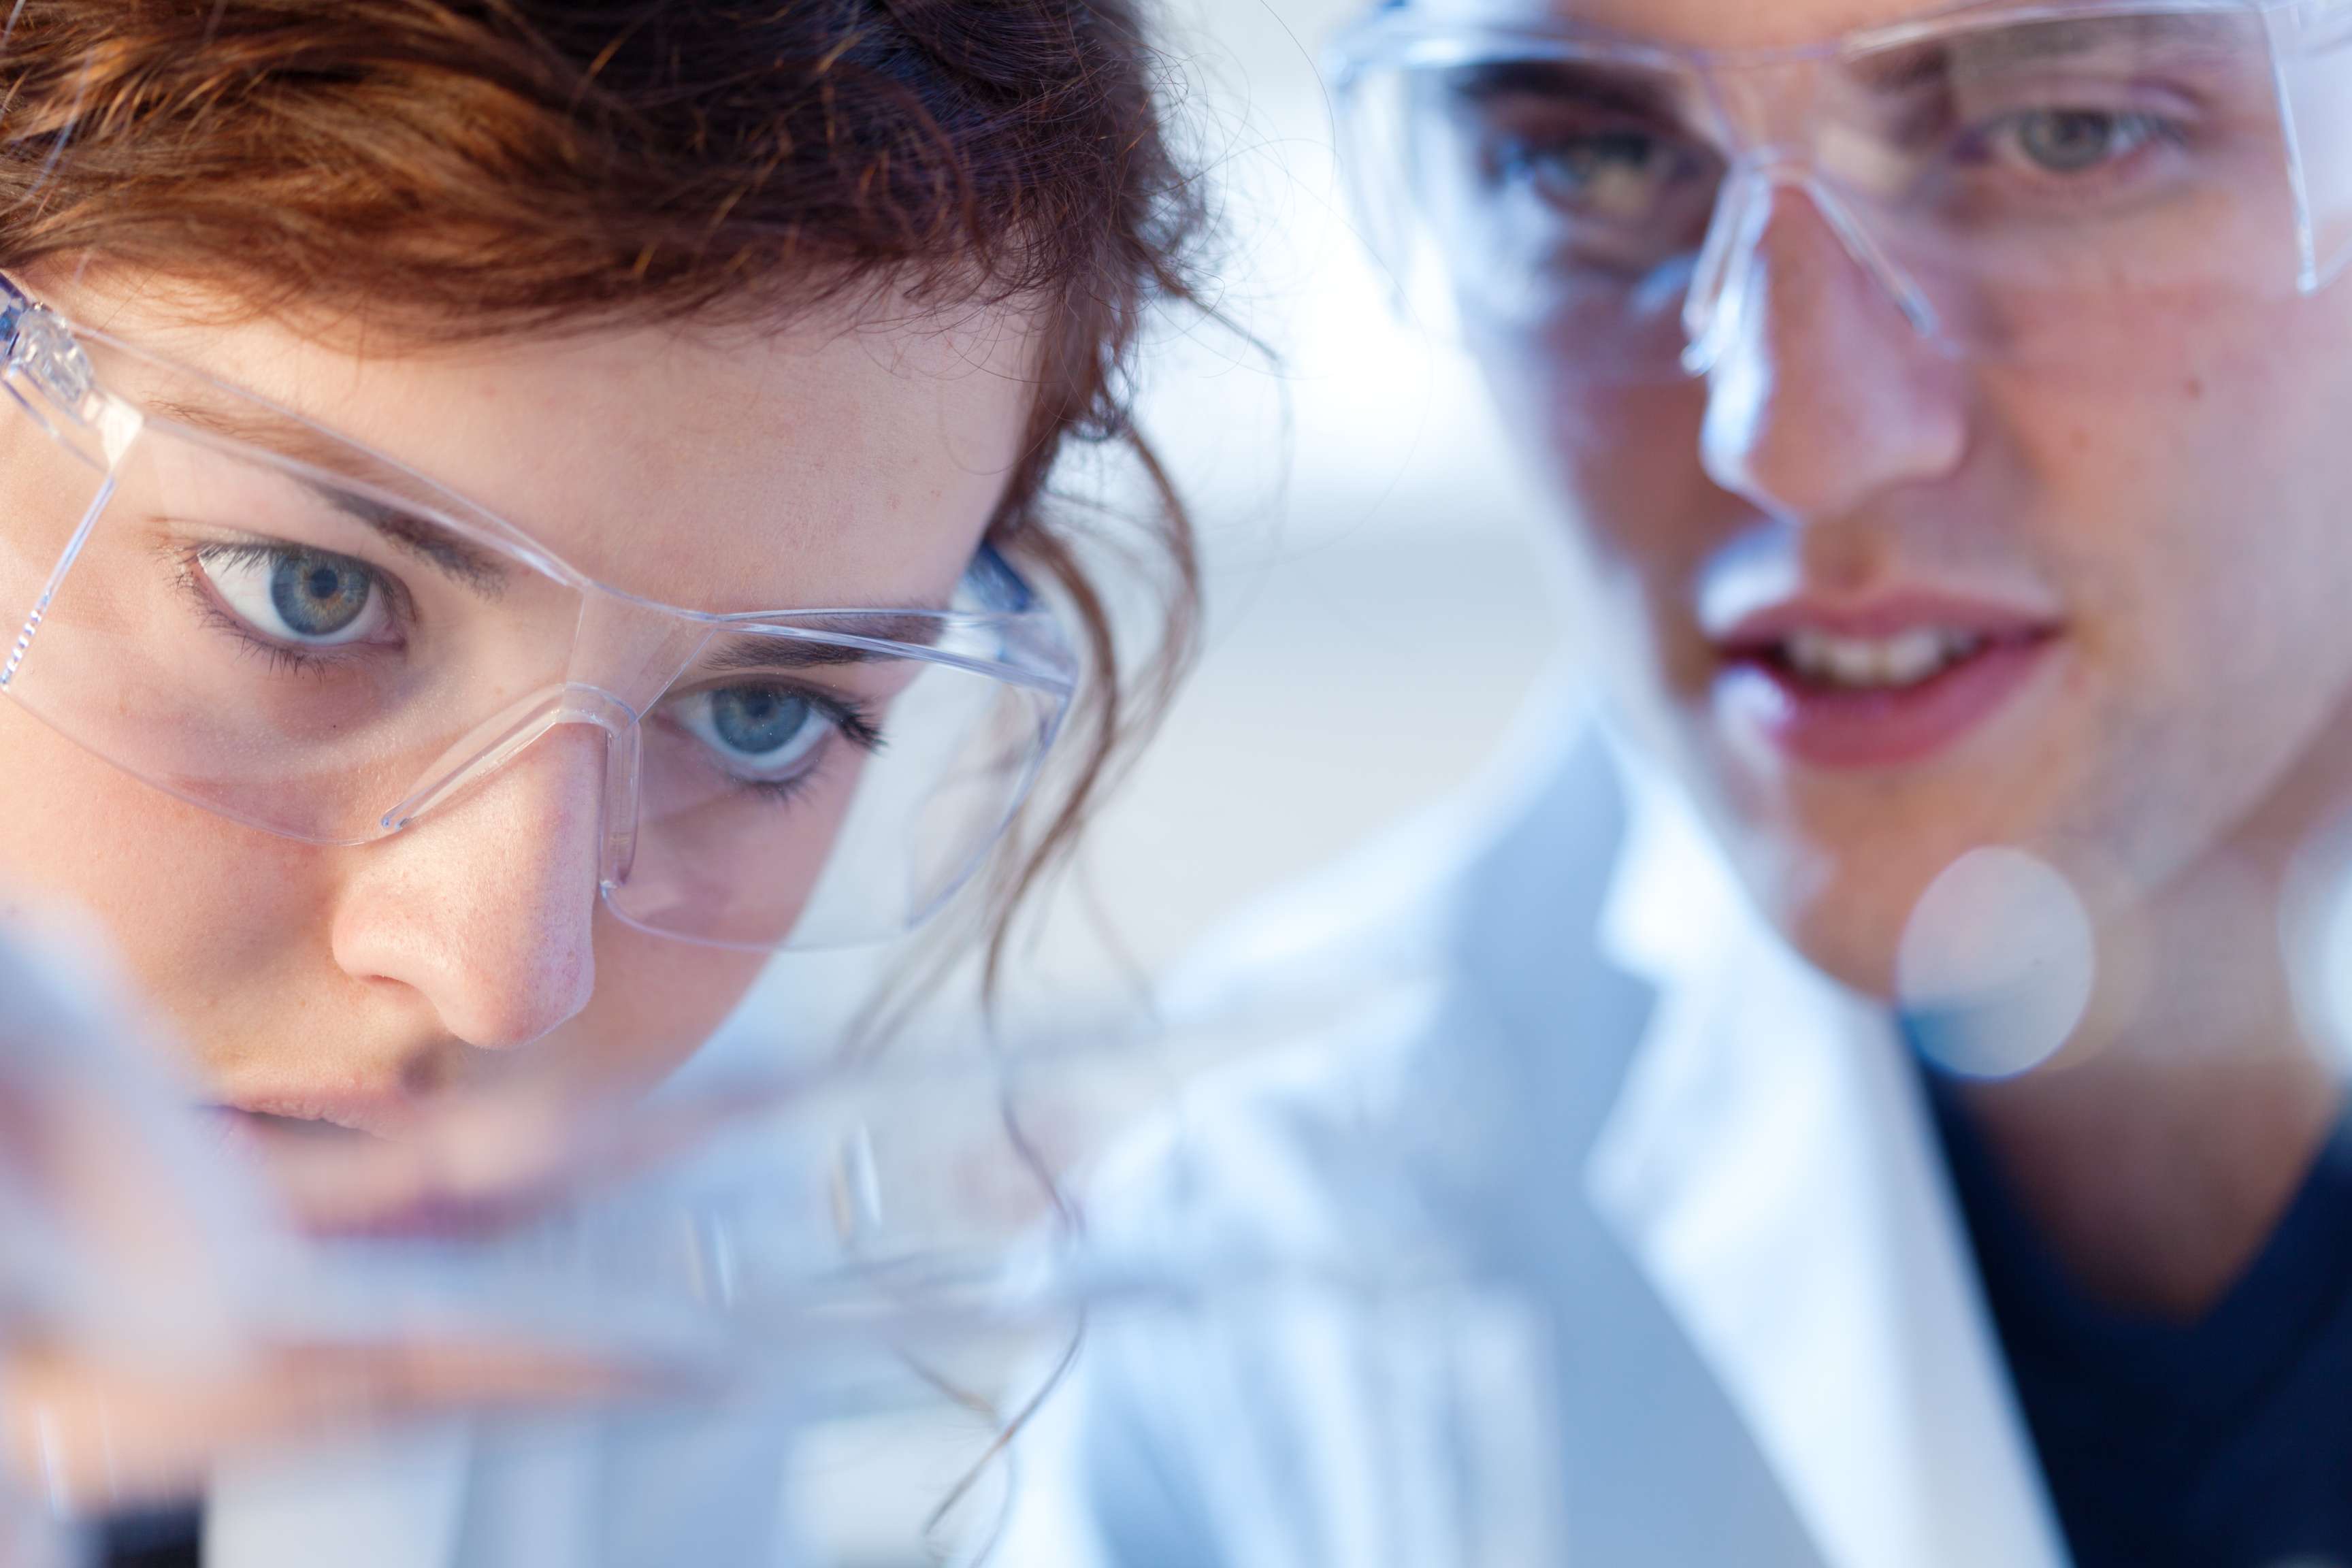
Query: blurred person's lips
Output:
[[1708, 591, 2065, 770], [206, 1040, 475, 1145], [207, 1095, 408, 1143]]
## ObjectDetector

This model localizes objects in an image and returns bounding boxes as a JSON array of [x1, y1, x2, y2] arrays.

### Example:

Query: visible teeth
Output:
[[1880, 628, 1949, 685], [1780, 627, 1984, 689]]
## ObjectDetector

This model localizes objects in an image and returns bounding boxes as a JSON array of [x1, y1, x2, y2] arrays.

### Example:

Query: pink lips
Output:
[[1710, 591, 2064, 771], [208, 1099, 397, 1147]]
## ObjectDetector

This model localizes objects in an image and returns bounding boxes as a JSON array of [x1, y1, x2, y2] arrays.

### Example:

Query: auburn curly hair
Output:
[[0, 0, 1207, 987]]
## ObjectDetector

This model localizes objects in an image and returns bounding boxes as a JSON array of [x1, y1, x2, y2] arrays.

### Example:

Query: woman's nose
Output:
[[329, 724, 607, 1050], [1696, 181, 1972, 525]]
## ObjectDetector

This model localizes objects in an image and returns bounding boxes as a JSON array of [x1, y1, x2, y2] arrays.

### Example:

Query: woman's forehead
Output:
[[91, 288, 1041, 613], [1405, 0, 2100, 51]]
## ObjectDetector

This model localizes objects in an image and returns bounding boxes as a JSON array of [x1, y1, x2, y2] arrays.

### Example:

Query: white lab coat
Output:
[[990, 696, 2074, 1568]]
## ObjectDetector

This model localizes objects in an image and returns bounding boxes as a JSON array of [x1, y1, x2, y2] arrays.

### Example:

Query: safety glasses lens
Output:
[[1345, 6, 2308, 378], [0, 343, 1071, 952]]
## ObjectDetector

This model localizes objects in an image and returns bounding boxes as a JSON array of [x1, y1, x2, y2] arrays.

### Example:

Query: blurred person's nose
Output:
[[331, 724, 605, 1050], [1697, 181, 1970, 524]]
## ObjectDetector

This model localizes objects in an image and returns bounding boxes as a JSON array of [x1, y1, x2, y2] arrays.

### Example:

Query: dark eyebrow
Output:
[[312, 486, 509, 597], [1443, 59, 1688, 122], [1960, 11, 2241, 65], [700, 615, 948, 674], [148, 397, 512, 598], [1853, 12, 2245, 93]]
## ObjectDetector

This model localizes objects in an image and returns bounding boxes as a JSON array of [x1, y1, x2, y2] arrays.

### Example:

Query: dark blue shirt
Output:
[[93, 1505, 201, 1568], [1926, 1075, 2352, 1568]]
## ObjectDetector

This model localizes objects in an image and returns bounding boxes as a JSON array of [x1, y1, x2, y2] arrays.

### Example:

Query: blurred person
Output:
[[998, 0, 2352, 1565], [0, 2, 1208, 1564]]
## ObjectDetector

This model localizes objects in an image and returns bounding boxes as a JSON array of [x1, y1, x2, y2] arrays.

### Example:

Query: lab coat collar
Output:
[[1575, 724, 2070, 1568], [1592, 729, 1744, 989]]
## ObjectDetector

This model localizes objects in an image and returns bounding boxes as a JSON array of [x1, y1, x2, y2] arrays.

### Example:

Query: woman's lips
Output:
[[1709, 595, 2064, 771], [207, 1101, 394, 1147]]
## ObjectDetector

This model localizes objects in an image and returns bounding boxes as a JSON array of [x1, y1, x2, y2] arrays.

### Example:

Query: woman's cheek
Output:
[[577, 927, 771, 1083], [0, 719, 337, 1093], [0, 702, 299, 935]]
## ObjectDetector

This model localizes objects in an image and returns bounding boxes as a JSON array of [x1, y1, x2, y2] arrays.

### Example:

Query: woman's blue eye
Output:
[[678, 685, 838, 780], [713, 688, 813, 757], [197, 544, 388, 647], [275, 554, 372, 636]]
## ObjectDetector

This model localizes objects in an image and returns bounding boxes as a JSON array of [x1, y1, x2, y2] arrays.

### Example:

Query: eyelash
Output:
[[171, 539, 412, 678], [172, 534, 892, 802]]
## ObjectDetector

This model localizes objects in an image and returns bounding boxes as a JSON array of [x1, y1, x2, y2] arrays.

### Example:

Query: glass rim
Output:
[[1324, 0, 2344, 381], [3, 278, 1079, 699], [0, 274, 1085, 949], [1327, 0, 2309, 82]]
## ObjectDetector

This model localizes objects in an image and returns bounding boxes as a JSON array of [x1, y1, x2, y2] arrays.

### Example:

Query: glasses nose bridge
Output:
[[560, 595, 715, 888], [377, 595, 712, 877], [1679, 41, 1963, 367], [1699, 50, 1821, 156], [564, 592, 717, 714], [376, 683, 635, 837], [1678, 89, 1946, 379]]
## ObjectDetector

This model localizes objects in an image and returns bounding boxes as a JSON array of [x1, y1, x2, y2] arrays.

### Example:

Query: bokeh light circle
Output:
[[1896, 847, 2096, 1080], [2281, 817, 2352, 1077]]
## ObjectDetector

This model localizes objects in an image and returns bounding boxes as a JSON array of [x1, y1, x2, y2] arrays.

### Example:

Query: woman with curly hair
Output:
[[0, 3, 1209, 1562]]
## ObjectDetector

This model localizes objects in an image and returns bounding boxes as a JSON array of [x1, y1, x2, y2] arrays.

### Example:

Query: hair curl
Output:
[[0, 0, 1207, 985]]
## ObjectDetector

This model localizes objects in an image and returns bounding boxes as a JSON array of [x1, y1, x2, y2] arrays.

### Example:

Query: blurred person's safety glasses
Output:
[[1329, 0, 2352, 379], [0, 278, 1076, 951]]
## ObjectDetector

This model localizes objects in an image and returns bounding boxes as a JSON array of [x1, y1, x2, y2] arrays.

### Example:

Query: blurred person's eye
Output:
[[1984, 107, 2183, 176], [1488, 124, 1708, 222]]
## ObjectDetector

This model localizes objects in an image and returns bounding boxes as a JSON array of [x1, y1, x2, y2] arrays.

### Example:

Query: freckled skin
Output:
[[1454, 0, 2352, 996], [0, 275, 1041, 1119]]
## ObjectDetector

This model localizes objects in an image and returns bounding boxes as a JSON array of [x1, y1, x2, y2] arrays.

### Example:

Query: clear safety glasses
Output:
[[1330, 0, 2352, 379], [0, 281, 1077, 951]]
